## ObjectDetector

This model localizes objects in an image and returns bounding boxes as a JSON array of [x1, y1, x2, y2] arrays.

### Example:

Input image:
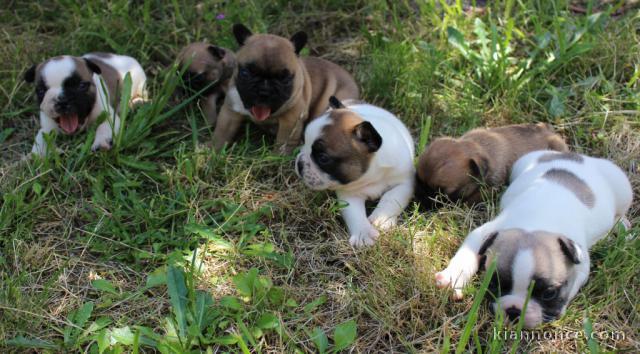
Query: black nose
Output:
[[506, 307, 521, 322], [296, 159, 304, 175], [55, 97, 70, 111]]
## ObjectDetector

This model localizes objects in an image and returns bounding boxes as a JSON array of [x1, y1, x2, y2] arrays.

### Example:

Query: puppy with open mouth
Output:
[[177, 43, 236, 125], [296, 97, 415, 246], [435, 150, 633, 328], [416, 123, 568, 206], [213, 24, 359, 154], [24, 53, 147, 156]]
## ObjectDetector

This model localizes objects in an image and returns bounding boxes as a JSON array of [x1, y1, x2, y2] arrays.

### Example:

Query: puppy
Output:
[[296, 97, 415, 246], [435, 150, 633, 328], [416, 123, 568, 205], [213, 24, 359, 154], [24, 53, 147, 155], [177, 43, 236, 125]]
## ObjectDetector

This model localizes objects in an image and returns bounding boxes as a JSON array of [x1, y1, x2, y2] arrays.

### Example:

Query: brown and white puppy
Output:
[[416, 123, 568, 205], [435, 150, 633, 328], [177, 43, 236, 125], [24, 53, 147, 155], [296, 97, 415, 246], [213, 24, 359, 154]]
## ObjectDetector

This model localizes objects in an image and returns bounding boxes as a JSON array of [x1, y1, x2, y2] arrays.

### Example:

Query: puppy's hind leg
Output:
[[129, 67, 148, 107], [368, 180, 414, 231]]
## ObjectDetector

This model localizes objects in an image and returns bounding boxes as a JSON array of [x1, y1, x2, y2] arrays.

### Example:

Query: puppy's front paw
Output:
[[435, 269, 465, 300], [368, 214, 397, 231], [130, 97, 147, 107], [92, 138, 113, 152], [349, 224, 380, 247]]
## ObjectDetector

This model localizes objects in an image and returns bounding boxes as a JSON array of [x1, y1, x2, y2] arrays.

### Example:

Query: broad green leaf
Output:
[[303, 295, 327, 313], [5, 336, 58, 350], [233, 268, 259, 298], [96, 329, 110, 354], [212, 335, 239, 345], [166, 265, 188, 339], [92, 279, 118, 295], [194, 290, 215, 329], [447, 27, 470, 59], [256, 312, 279, 329], [311, 328, 329, 354], [333, 319, 357, 352], [145, 267, 167, 288], [111, 326, 135, 346], [220, 296, 243, 311]]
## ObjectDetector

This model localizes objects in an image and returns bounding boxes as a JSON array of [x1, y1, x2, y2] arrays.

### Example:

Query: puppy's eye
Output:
[[316, 152, 331, 166], [541, 288, 558, 301], [239, 67, 250, 78], [78, 81, 90, 91], [36, 86, 46, 97]]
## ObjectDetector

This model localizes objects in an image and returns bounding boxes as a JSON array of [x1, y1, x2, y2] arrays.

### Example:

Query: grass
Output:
[[0, 0, 639, 352]]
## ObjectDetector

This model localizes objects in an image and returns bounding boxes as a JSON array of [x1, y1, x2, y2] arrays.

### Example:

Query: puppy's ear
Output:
[[329, 96, 345, 109], [233, 24, 253, 46], [353, 121, 382, 153], [478, 231, 499, 270], [24, 64, 37, 83], [558, 236, 583, 264], [469, 153, 489, 179], [208, 45, 226, 60], [84, 58, 102, 74], [290, 31, 307, 55]]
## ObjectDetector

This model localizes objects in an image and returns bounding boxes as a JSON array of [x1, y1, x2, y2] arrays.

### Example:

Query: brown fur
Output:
[[483, 229, 577, 294], [318, 109, 374, 182], [417, 123, 569, 203], [213, 31, 359, 154], [177, 43, 235, 86], [538, 152, 584, 164], [543, 168, 595, 208], [81, 55, 121, 107], [33, 55, 121, 107], [177, 43, 236, 125]]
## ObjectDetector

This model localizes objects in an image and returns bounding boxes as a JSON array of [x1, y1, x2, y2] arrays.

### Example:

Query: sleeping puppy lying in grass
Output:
[[416, 123, 568, 206], [296, 97, 415, 246], [24, 53, 147, 156], [435, 150, 633, 328]]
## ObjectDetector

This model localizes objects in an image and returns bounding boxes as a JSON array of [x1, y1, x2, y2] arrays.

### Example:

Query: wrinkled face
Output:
[[295, 109, 382, 191], [178, 43, 235, 97], [235, 34, 297, 122], [416, 138, 483, 203], [25, 56, 98, 135], [479, 229, 584, 328]]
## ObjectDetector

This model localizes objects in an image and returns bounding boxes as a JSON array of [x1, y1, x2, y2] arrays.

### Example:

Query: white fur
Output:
[[226, 86, 251, 116], [31, 54, 147, 156], [296, 103, 415, 247], [436, 150, 633, 327]]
